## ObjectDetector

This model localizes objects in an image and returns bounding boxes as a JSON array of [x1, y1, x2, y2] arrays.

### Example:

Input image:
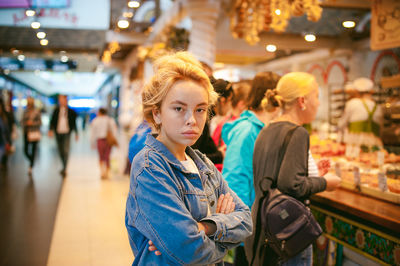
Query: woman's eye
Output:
[[174, 107, 183, 112], [196, 108, 206, 113]]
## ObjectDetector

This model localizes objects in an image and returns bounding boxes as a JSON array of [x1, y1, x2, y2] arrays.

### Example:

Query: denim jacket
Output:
[[125, 134, 252, 265]]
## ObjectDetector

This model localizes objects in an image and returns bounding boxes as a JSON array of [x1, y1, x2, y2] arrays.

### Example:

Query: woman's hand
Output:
[[148, 240, 161, 256], [317, 159, 331, 176], [216, 192, 235, 214], [197, 193, 236, 236], [324, 173, 341, 191]]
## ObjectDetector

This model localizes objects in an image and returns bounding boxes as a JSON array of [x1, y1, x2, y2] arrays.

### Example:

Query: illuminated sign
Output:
[[0, 0, 109, 30]]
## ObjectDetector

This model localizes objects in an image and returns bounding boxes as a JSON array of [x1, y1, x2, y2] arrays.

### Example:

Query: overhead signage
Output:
[[0, 0, 109, 30], [0, 0, 70, 8], [371, 0, 400, 50], [0, 57, 77, 71]]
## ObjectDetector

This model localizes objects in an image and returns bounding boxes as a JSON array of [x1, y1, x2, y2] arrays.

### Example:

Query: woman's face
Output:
[[303, 81, 320, 124], [153, 80, 209, 155]]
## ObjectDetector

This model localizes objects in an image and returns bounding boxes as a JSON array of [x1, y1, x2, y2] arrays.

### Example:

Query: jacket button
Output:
[[210, 200, 215, 206]]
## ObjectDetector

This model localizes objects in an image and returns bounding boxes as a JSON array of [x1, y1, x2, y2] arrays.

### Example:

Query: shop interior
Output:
[[0, 0, 399, 265]]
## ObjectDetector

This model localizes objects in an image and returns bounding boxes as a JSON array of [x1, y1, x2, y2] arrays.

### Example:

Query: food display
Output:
[[310, 135, 400, 204]]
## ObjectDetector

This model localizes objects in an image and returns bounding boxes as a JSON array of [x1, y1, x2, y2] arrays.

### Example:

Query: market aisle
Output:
[[0, 132, 64, 266], [46, 129, 133, 266]]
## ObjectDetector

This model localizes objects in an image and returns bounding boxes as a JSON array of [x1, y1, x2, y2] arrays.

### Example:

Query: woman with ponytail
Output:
[[245, 72, 341, 265]]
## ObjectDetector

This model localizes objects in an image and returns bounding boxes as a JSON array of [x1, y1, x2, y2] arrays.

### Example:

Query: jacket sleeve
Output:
[[49, 108, 57, 132], [277, 128, 326, 199], [222, 126, 256, 208], [133, 160, 227, 265], [70, 109, 78, 134], [200, 166, 253, 249]]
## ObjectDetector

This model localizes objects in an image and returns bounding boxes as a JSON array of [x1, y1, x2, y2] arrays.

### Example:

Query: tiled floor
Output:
[[47, 131, 133, 266], [0, 128, 133, 266]]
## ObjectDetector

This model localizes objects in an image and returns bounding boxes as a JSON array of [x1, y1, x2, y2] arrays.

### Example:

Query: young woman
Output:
[[22, 97, 42, 175], [125, 52, 252, 265], [90, 107, 118, 179], [245, 72, 341, 266]]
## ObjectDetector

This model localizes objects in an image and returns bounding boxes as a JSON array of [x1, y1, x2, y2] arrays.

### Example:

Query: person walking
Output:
[[48, 94, 78, 177], [125, 52, 252, 265], [245, 72, 341, 265], [0, 98, 11, 172], [22, 97, 42, 175], [90, 107, 118, 179]]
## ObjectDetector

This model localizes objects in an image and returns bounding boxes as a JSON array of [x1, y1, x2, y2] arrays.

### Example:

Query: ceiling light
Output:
[[61, 55, 69, 62], [17, 54, 25, 61], [12, 49, 20, 55], [31, 21, 40, 29], [275, 9, 281, 16], [266, 44, 277, 52], [25, 9, 35, 17], [36, 31, 46, 39], [40, 39, 48, 46], [304, 34, 316, 42], [342, 20, 356, 28], [117, 18, 129, 29], [128, 0, 140, 8]]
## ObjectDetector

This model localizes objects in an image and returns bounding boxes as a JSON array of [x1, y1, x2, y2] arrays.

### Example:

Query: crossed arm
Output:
[[148, 192, 236, 255]]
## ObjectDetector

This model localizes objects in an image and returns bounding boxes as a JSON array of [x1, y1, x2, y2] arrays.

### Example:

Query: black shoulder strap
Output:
[[250, 125, 299, 266], [271, 125, 299, 190]]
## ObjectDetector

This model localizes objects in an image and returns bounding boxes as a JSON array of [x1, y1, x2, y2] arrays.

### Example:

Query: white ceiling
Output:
[[10, 71, 110, 96]]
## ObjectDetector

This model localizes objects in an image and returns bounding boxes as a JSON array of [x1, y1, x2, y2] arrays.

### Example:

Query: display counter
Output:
[[310, 188, 400, 265]]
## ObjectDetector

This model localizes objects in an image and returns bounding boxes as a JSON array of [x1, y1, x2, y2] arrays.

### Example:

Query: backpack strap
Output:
[[250, 125, 298, 266]]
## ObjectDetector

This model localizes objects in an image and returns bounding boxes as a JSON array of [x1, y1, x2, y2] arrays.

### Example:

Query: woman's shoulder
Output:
[[131, 145, 170, 173], [259, 122, 309, 143]]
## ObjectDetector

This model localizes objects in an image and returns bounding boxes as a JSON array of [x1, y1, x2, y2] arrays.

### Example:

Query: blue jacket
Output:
[[221, 110, 264, 208], [125, 134, 252, 265], [128, 121, 152, 163]]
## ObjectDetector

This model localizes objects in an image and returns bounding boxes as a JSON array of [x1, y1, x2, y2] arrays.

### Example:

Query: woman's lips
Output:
[[182, 130, 198, 138]]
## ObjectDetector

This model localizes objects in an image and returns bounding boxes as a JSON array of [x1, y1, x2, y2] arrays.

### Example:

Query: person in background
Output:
[[338, 77, 383, 150], [212, 81, 251, 148], [191, 79, 232, 168], [245, 72, 341, 266], [90, 108, 118, 179], [48, 94, 78, 177], [209, 79, 234, 136], [125, 51, 252, 265], [128, 120, 152, 163], [22, 97, 42, 176], [0, 96, 14, 170], [0, 98, 11, 172], [222, 71, 281, 265]]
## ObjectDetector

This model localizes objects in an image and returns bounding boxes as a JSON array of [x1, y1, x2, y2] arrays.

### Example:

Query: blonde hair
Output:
[[262, 72, 316, 110], [142, 51, 218, 131]]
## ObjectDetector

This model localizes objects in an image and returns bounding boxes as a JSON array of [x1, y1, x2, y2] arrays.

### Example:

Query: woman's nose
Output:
[[185, 111, 196, 126]]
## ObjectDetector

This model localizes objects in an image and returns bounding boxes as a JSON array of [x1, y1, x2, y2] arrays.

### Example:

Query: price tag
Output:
[[377, 151, 384, 167], [352, 146, 360, 159], [353, 166, 361, 190], [378, 172, 388, 192], [345, 145, 352, 158], [335, 163, 341, 178]]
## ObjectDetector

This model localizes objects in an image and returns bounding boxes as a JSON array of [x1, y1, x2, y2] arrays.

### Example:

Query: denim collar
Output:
[[145, 134, 213, 177]]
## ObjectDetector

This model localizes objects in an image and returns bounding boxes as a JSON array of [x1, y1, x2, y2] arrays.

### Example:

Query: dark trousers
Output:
[[24, 134, 38, 167], [55, 133, 70, 171]]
